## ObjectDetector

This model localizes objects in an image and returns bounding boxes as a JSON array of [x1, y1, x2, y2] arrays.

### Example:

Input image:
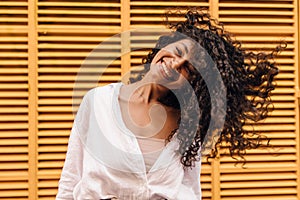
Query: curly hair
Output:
[[129, 9, 286, 167]]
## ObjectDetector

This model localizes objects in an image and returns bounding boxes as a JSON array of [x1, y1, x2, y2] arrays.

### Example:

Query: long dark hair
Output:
[[130, 9, 286, 167]]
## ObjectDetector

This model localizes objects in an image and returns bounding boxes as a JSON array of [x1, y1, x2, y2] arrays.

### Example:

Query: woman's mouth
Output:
[[159, 62, 179, 81]]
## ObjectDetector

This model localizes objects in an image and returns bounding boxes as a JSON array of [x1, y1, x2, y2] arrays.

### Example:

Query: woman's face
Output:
[[148, 39, 196, 89]]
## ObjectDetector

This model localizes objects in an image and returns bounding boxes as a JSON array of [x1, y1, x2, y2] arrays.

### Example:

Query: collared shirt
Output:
[[56, 83, 201, 200]]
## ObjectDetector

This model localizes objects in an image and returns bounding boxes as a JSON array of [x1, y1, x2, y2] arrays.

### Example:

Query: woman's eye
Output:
[[176, 47, 183, 56]]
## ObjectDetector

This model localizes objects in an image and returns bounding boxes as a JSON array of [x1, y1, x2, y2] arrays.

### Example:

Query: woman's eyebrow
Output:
[[182, 42, 189, 54]]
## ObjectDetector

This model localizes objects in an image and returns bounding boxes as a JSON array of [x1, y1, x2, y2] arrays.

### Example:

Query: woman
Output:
[[56, 9, 284, 200]]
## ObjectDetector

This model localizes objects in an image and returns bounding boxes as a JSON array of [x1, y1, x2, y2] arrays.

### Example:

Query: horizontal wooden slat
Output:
[[221, 172, 297, 181], [221, 180, 296, 188], [38, 10, 121, 15], [0, 191, 28, 198], [38, 138, 69, 144], [38, 43, 120, 49], [38, 17, 121, 23], [0, 68, 27, 74], [38, 123, 73, 129], [0, 155, 28, 162], [0, 99, 28, 105], [38, 2, 120, 7], [131, 9, 190, 14], [132, 17, 295, 24], [0, 18, 27, 22], [38, 67, 120, 73], [38, 81, 119, 89], [0, 108, 28, 114], [130, 1, 209, 6], [0, 147, 28, 153], [38, 99, 78, 105], [0, 138, 27, 145], [220, 18, 294, 23], [38, 114, 72, 121], [219, 3, 294, 8], [0, 116, 27, 122], [219, 10, 293, 16], [38, 153, 66, 160], [38, 130, 71, 137], [0, 76, 28, 82], [38, 60, 121, 65], [0, 171, 28, 181], [221, 196, 297, 200], [221, 188, 297, 196], [0, 131, 27, 138], [247, 117, 295, 123], [0, 28, 27, 34], [220, 164, 298, 172], [38, 189, 58, 196], [38, 52, 121, 58], [262, 132, 296, 138], [0, 163, 28, 170], [226, 26, 295, 34], [0, 44, 28, 49], [38, 75, 119, 82], [38, 36, 120, 42], [38, 180, 60, 188], [38, 146, 67, 152], [0, 182, 28, 190], [38, 25, 121, 32], [0, 124, 28, 129]]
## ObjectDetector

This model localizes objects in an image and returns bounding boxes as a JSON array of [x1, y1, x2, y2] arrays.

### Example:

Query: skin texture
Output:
[[118, 39, 194, 140], [128, 9, 286, 167]]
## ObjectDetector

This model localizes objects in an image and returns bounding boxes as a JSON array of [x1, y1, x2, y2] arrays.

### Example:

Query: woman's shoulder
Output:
[[83, 82, 123, 99], [75, 82, 122, 119]]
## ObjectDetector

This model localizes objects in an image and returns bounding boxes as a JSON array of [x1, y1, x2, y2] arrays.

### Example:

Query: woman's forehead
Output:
[[164, 39, 196, 54]]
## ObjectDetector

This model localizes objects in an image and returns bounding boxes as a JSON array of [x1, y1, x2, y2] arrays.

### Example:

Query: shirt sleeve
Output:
[[56, 91, 92, 200], [56, 125, 83, 200], [182, 162, 202, 199]]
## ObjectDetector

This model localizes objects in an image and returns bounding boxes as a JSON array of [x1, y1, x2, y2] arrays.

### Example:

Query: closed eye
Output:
[[175, 46, 183, 56]]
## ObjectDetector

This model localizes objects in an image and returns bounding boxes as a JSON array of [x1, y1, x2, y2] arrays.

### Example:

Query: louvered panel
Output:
[[218, 1, 298, 199], [130, 0, 209, 29], [200, 161, 212, 200], [0, 0, 28, 199], [37, 0, 122, 198]]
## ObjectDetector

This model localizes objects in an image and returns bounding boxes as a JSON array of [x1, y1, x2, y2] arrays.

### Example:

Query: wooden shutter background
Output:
[[36, 0, 122, 198], [216, 1, 299, 199], [0, 0, 29, 199], [0, 0, 298, 199]]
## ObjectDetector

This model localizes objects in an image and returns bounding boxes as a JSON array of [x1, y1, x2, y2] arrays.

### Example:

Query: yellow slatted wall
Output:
[[0, 0, 298, 199], [0, 0, 29, 199], [217, 1, 299, 199], [36, 0, 122, 198]]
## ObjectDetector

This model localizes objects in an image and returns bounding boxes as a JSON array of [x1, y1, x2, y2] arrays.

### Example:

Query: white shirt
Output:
[[56, 83, 201, 200], [136, 137, 165, 173]]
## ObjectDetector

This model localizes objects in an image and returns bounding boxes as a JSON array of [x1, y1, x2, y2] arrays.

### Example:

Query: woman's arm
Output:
[[56, 124, 83, 200], [56, 91, 92, 200]]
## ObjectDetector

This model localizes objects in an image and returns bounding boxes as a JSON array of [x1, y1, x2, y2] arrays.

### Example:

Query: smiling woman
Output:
[[56, 8, 285, 200]]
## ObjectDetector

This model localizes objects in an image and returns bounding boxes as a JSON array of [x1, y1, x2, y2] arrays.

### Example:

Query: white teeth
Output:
[[162, 62, 172, 78]]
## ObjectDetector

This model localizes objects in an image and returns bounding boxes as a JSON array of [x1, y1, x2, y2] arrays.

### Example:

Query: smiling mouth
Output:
[[159, 62, 179, 81]]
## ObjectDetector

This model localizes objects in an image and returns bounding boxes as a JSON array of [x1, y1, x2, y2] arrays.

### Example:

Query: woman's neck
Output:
[[121, 78, 169, 105]]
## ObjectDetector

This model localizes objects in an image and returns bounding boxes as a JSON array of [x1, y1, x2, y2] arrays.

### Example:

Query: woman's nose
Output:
[[172, 57, 186, 70]]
